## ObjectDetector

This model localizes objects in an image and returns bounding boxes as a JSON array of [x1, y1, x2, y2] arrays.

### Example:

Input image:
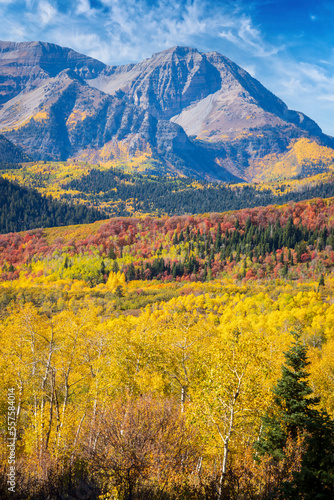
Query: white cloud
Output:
[[253, 56, 334, 135], [219, 15, 283, 58], [219, 30, 240, 45], [242, 64, 256, 77], [76, 0, 95, 16], [52, 30, 111, 62], [0, 0, 283, 64], [297, 62, 333, 84], [84, 0, 281, 64], [238, 17, 282, 57], [23, 0, 58, 28], [10, 22, 26, 38], [38, 1, 57, 27], [317, 94, 334, 102]]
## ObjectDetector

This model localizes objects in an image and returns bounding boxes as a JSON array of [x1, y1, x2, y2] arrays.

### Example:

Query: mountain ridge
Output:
[[0, 40, 333, 182]]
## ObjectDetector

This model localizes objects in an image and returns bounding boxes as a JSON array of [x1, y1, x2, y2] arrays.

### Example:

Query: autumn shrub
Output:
[[10, 452, 101, 500], [81, 395, 202, 500]]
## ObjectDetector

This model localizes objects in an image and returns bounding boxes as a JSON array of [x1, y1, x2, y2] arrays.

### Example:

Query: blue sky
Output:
[[1, 0, 334, 135]]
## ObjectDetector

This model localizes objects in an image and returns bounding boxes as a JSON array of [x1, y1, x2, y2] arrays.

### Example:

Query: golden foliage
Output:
[[245, 138, 334, 183]]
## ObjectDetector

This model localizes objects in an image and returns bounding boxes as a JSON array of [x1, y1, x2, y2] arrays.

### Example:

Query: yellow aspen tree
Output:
[[0, 305, 54, 458], [309, 338, 334, 417], [190, 328, 271, 500], [51, 306, 99, 459], [106, 271, 127, 296], [151, 309, 218, 412]]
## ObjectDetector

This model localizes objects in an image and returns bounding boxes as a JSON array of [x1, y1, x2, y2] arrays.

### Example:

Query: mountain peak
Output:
[[0, 39, 68, 55], [0, 39, 331, 183], [0, 39, 106, 102], [152, 46, 200, 57]]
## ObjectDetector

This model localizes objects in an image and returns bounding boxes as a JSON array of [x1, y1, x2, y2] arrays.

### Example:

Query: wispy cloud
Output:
[[0, 0, 278, 65], [273, 60, 334, 97], [97, 0, 281, 62], [75, 0, 99, 17], [317, 94, 334, 102], [255, 56, 334, 134], [38, 0, 58, 27]]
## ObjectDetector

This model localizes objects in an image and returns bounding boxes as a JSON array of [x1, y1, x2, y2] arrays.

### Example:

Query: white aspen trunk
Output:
[[217, 410, 233, 500], [45, 389, 53, 451], [70, 413, 86, 465], [56, 372, 69, 454], [56, 325, 80, 455], [45, 368, 56, 450], [217, 375, 242, 500], [89, 394, 98, 448], [180, 385, 188, 413], [40, 328, 54, 453], [16, 377, 23, 421], [54, 389, 61, 452]]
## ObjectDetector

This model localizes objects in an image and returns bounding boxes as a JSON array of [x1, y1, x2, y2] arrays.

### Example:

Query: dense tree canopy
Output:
[[0, 176, 107, 233]]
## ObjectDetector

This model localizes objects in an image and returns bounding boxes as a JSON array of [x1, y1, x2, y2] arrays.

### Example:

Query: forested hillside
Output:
[[1, 198, 334, 498], [4, 161, 334, 224], [66, 166, 334, 216], [0, 176, 107, 233], [0, 134, 30, 166], [0, 196, 332, 286]]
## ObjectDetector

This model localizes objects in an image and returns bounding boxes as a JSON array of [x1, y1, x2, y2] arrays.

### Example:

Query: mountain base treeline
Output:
[[64, 167, 334, 217], [0, 176, 107, 233]]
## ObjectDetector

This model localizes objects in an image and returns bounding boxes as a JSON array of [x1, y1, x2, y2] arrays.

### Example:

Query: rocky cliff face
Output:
[[88, 47, 222, 120], [0, 41, 332, 181], [170, 50, 323, 140]]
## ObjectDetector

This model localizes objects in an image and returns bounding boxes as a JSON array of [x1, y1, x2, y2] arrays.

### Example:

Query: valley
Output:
[[1, 39, 334, 499]]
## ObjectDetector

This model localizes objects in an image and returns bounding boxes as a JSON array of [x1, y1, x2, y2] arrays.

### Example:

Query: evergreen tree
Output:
[[127, 263, 136, 281], [245, 216, 251, 232], [108, 246, 116, 259], [215, 223, 222, 252], [256, 332, 334, 498], [256, 332, 318, 460], [202, 263, 207, 282], [318, 273, 325, 291]]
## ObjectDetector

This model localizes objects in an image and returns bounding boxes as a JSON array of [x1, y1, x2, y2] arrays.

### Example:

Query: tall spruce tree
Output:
[[215, 223, 222, 252], [256, 332, 334, 498]]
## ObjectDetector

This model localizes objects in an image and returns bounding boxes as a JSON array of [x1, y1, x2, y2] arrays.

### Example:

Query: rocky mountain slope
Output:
[[0, 40, 333, 182]]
